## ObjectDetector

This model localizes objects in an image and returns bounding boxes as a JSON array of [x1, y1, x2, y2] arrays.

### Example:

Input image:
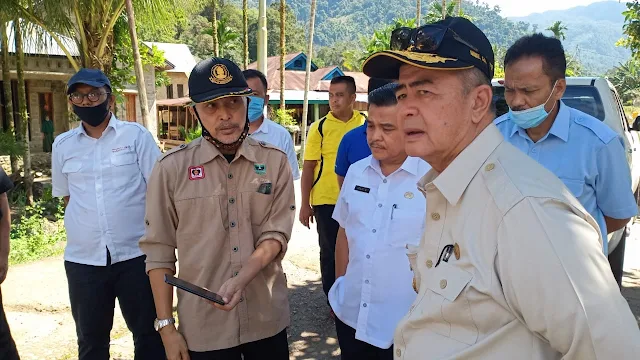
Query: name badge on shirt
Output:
[[354, 185, 370, 193]]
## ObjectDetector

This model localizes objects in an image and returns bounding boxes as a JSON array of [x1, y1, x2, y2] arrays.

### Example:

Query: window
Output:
[[166, 85, 174, 99], [492, 85, 606, 121], [177, 84, 184, 98]]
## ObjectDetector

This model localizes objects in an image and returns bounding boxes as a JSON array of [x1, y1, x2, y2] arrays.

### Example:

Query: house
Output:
[[146, 42, 197, 101], [0, 22, 162, 153]]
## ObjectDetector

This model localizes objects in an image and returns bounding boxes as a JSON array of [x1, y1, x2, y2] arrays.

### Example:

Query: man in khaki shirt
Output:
[[362, 17, 640, 359], [140, 58, 295, 360]]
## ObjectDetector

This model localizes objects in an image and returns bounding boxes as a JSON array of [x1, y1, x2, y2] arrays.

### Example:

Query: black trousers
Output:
[[0, 288, 20, 360], [64, 254, 165, 360], [188, 329, 289, 360], [335, 318, 393, 360], [313, 204, 340, 297]]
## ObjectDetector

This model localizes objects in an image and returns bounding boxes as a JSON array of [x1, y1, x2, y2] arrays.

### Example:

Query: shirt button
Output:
[[440, 279, 447, 289], [363, 303, 367, 308], [426, 259, 433, 268], [229, 198, 235, 204], [228, 173, 233, 179], [383, 179, 387, 183], [431, 213, 440, 221], [234, 271, 239, 277], [378, 203, 382, 208], [233, 246, 238, 252], [366, 255, 371, 259], [239, 297, 244, 302], [531, 148, 538, 153], [396, 348, 402, 357], [230, 221, 236, 228], [372, 229, 377, 233], [365, 280, 369, 284], [485, 163, 495, 172]]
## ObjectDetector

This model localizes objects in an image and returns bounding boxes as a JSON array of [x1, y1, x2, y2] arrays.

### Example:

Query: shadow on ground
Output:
[[622, 270, 640, 326], [287, 279, 340, 360]]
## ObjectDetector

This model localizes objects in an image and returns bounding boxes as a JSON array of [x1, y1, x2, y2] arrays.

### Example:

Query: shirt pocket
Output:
[[388, 207, 425, 248], [61, 160, 86, 192], [241, 185, 274, 227], [559, 178, 586, 199], [422, 262, 478, 345], [110, 151, 138, 190]]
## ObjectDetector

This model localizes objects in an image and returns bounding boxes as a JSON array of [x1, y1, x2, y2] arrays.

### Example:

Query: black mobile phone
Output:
[[164, 274, 226, 305]]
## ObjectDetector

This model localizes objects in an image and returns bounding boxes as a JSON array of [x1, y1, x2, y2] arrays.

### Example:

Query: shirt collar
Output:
[[510, 100, 570, 142], [198, 135, 259, 164], [253, 118, 270, 135], [327, 110, 360, 123], [77, 113, 118, 137], [365, 155, 421, 177], [419, 123, 503, 206]]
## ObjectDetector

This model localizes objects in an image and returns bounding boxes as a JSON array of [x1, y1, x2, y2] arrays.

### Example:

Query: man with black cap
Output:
[[51, 68, 165, 359], [362, 16, 640, 359], [140, 58, 295, 360]]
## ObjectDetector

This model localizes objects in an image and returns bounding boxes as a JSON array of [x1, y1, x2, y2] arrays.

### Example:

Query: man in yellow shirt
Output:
[[300, 76, 366, 310]]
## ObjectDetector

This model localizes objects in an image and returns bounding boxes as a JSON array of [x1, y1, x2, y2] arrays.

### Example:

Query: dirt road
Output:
[[3, 180, 640, 359]]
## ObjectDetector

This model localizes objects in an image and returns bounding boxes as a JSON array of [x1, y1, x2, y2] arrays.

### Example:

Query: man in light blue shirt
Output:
[[495, 34, 637, 273]]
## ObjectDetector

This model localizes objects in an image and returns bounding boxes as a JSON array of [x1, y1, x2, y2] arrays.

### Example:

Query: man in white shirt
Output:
[[329, 83, 431, 359], [242, 69, 300, 180], [51, 68, 164, 360]]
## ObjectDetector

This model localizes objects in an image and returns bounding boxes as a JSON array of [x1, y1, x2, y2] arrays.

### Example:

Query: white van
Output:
[[492, 77, 640, 282]]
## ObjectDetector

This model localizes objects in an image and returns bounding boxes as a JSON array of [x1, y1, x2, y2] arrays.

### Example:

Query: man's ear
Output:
[[265, 94, 270, 105], [470, 84, 493, 124]]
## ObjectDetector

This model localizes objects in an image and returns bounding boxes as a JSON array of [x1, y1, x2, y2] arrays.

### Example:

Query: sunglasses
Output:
[[390, 24, 479, 54]]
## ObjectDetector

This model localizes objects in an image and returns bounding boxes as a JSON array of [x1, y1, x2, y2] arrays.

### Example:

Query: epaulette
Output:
[[53, 130, 76, 148], [255, 139, 286, 155], [574, 116, 617, 144], [158, 142, 189, 162]]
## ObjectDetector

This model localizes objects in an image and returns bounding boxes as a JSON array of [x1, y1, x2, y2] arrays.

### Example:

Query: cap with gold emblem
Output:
[[188, 57, 252, 104]]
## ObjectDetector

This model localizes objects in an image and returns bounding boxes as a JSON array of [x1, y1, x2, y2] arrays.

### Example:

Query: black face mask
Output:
[[72, 97, 111, 127]]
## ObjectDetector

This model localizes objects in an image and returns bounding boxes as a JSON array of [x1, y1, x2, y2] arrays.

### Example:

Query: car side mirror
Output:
[[632, 116, 640, 132]]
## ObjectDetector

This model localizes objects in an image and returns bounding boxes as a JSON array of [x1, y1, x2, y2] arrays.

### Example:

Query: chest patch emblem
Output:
[[254, 163, 266, 175], [188, 166, 205, 180]]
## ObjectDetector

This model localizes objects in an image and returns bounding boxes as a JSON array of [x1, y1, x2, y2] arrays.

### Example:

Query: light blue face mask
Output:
[[248, 96, 265, 123], [508, 81, 558, 129]]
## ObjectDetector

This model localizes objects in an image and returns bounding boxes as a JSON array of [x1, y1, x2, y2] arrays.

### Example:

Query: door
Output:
[[125, 94, 137, 123]]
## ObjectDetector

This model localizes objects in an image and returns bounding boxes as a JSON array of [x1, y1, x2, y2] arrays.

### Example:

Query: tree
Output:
[[1, 20, 19, 174], [125, 0, 152, 135], [247, 3, 306, 61], [280, 0, 286, 110], [416, 0, 421, 26], [202, 15, 240, 57], [243, 0, 248, 68], [608, 59, 640, 103], [212, 0, 220, 56], [546, 21, 568, 41], [13, 19, 33, 205], [425, 1, 457, 23], [8, 0, 175, 74], [300, 0, 316, 162], [620, 1, 640, 60]]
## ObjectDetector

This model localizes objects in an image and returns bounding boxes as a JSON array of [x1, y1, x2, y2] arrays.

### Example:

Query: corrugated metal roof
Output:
[[3, 20, 79, 57], [144, 42, 197, 74]]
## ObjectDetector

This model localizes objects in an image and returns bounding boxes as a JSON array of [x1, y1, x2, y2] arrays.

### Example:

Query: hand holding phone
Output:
[[164, 274, 226, 305]]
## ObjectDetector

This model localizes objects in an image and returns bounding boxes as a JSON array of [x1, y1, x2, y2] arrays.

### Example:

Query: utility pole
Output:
[[257, 0, 268, 75]]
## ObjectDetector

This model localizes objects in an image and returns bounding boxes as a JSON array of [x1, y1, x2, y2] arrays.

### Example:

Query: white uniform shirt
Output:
[[250, 118, 300, 180], [394, 124, 640, 360], [329, 155, 431, 349], [52, 115, 161, 266]]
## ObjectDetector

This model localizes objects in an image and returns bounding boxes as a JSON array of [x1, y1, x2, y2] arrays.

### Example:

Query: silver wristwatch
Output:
[[154, 317, 175, 332]]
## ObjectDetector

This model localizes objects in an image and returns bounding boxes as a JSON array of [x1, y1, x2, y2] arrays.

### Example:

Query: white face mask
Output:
[[508, 80, 558, 129]]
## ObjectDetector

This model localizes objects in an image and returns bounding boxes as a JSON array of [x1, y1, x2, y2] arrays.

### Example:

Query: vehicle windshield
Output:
[[492, 85, 606, 121]]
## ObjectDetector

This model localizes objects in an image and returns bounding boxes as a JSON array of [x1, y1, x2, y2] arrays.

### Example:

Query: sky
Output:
[[480, 0, 616, 18]]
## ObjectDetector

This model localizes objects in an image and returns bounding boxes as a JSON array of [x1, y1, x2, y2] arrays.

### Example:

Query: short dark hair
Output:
[[504, 33, 566, 81], [368, 83, 399, 108], [330, 76, 356, 94], [242, 69, 268, 92]]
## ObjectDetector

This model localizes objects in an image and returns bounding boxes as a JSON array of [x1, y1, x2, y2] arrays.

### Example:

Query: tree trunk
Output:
[[243, 0, 248, 69], [212, 0, 220, 57], [416, 0, 421, 26], [125, 0, 154, 139], [299, 0, 316, 161], [457, 0, 462, 15], [13, 20, 33, 205], [279, 0, 286, 110], [1, 22, 19, 175], [442, 0, 447, 20]]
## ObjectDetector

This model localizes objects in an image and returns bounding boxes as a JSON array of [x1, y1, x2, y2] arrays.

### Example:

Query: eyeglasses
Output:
[[391, 24, 479, 54], [68, 91, 110, 105]]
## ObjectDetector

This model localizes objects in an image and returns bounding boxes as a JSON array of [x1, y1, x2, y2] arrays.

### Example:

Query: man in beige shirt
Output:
[[362, 16, 640, 359], [140, 58, 295, 360]]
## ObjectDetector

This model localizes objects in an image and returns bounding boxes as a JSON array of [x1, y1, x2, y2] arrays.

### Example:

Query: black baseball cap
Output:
[[362, 17, 494, 80], [188, 57, 252, 104], [368, 78, 395, 93], [67, 68, 112, 94]]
